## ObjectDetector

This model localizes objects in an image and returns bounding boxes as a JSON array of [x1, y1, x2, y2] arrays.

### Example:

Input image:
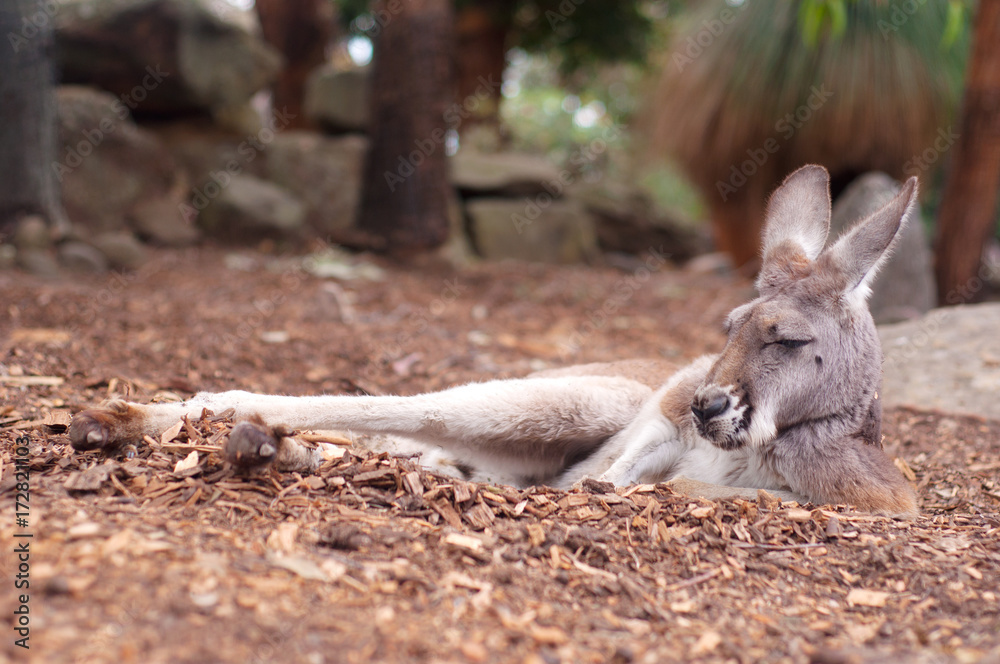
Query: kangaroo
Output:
[[68, 165, 919, 517]]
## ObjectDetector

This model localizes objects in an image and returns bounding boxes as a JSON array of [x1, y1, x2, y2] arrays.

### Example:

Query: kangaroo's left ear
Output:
[[822, 176, 919, 304]]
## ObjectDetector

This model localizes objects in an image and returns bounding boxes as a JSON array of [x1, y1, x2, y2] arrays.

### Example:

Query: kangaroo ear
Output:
[[761, 165, 832, 264], [822, 176, 918, 304]]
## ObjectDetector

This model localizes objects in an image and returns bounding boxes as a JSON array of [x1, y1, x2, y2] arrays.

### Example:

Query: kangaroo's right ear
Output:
[[821, 176, 918, 306], [760, 164, 832, 264]]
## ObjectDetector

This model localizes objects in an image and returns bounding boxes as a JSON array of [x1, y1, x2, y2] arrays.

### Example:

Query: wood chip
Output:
[[690, 505, 715, 519], [529, 626, 568, 645], [526, 523, 546, 548], [10, 328, 71, 345], [691, 630, 722, 656], [442, 532, 484, 553], [453, 482, 473, 503], [64, 461, 119, 492], [894, 456, 917, 481], [173, 451, 200, 474], [0, 375, 64, 386], [847, 588, 890, 608], [402, 471, 424, 496], [463, 503, 495, 530], [784, 508, 813, 522], [161, 420, 185, 445], [431, 500, 464, 530]]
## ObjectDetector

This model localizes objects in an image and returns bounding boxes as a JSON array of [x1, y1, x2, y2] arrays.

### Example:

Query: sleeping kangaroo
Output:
[[69, 165, 919, 517]]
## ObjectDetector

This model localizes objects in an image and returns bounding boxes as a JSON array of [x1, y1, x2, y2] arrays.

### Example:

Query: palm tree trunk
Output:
[[0, 0, 68, 237], [255, 0, 334, 131], [355, 0, 454, 253], [934, 1, 1000, 304]]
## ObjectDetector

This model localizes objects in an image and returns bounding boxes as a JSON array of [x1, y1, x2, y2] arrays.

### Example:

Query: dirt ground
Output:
[[1, 246, 998, 664]]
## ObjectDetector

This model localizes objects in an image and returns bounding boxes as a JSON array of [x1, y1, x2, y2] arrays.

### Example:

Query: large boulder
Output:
[[54, 0, 280, 118], [830, 172, 936, 323], [304, 66, 370, 133], [197, 174, 305, 243], [451, 151, 566, 198], [576, 183, 709, 263], [151, 122, 270, 189], [54, 86, 195, 246], [879, 303, 1000, 420], [264, 132, 368, 237], [466, 198, 598, 264]]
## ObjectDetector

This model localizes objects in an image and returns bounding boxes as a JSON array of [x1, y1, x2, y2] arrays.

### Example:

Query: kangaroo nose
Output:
[[692, 394, 729, 424]]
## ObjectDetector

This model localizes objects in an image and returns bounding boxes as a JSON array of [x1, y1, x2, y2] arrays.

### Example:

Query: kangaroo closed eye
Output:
[[776, 339, 810, 349]]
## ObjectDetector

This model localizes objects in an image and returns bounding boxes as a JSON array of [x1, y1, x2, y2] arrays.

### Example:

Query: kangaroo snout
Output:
[[691, 393, 729, 424]]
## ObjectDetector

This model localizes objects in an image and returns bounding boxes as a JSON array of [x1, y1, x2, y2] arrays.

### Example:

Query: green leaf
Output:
[[798, 0, 826, 48], [941, 0, 965, 50], [828, 0, 848, 39]]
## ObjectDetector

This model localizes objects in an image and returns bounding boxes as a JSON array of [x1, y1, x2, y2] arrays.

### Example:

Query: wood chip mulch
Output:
[[0, 248, 998, 664]]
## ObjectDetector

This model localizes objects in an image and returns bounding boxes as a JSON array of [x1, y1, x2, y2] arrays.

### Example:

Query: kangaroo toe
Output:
[[68, 411, 110, 451], [225, 419, 280, 472], [69, 400, 148, 451]]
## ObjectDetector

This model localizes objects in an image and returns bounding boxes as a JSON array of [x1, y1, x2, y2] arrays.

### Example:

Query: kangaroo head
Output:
[[692, 165, 918, 451]]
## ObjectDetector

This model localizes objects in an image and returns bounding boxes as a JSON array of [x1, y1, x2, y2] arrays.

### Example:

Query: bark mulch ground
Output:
[[1, 246, 998, 664]]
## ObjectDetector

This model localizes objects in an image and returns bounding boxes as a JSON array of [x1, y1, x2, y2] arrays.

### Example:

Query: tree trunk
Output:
[[255, 0, 334, 131], [0, 0, 68, 237], [934, 1, 1000, 304], [355, 0, 453, 253], [454, 3, 508, 140]]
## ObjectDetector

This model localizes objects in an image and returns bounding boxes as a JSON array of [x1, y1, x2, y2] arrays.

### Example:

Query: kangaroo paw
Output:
[[69, 400, 145, 451], [224, 419, 282, 473]]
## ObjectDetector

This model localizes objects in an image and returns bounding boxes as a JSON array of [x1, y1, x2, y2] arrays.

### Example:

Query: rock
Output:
[[466, 198, 598, 264], [264, 132, 368, 236], [304, 66, 370, 133], [831, 172, 936, 323], [89, 232, 147, 270], [129, 195, 200, 246], [197, 174, 305, 243], [0, 245, 16, 270], [54, 0, 280, 118], [151, 122, 269, 189], [12, 216, 52, 250], [879, 303, 1000, 420], [58, 241, 109, 273], [451, 151, 565, 197], [577, 184, 708, 262], [437, 187, 477, 267], [17, 249, 61, 278], [684, 252, 734, 276], [55, 86, 182, 234]]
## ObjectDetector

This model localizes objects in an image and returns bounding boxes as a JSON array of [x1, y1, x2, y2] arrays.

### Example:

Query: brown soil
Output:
[[1, 247, 998, 664]]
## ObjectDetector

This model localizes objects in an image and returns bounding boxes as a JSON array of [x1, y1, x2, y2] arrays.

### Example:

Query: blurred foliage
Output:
[[332, 0, 980, 228], [336, 0, 674, 76]]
